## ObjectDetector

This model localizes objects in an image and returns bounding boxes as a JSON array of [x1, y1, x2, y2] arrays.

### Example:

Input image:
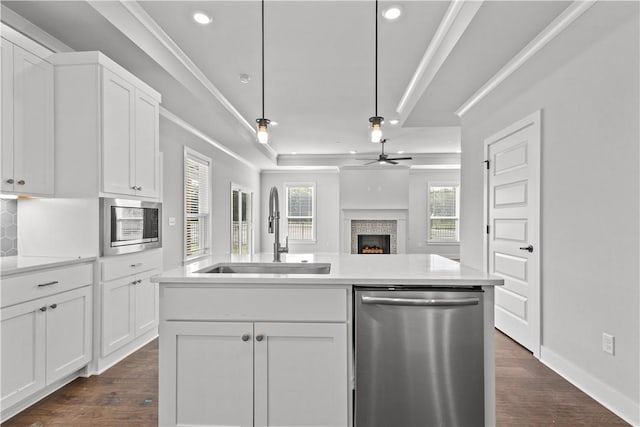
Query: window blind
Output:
[[185, 150, 210, 259]]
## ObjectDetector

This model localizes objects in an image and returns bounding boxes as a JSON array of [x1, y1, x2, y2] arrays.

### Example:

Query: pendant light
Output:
[[256, 0, 270, 144], [369, 0, 384, 143]]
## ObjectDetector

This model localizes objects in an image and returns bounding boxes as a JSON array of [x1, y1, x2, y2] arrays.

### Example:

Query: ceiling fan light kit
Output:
[[255, 0, 271, 145]]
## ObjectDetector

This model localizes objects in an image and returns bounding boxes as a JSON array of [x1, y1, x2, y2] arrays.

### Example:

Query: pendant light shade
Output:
[[256, 0, 270, 144], [369, 0, 384, 143]]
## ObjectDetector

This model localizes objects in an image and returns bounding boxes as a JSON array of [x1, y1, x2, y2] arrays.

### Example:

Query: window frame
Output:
[[284, 182, 317, 243], [427, 181, 460, 244], [230, 182, 254, 255], [184, 147, 212, 263]]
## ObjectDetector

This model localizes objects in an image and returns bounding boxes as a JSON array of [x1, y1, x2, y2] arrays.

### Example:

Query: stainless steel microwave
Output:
[[100, 198, 162, 256]]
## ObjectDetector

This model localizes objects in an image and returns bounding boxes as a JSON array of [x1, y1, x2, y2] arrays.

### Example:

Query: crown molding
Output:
[[160, 107, 259, 172], [0, 5, 73, 53], [456, 1, 596, 117], [87, 1, 257, 139], [395, 0, 483, 123]]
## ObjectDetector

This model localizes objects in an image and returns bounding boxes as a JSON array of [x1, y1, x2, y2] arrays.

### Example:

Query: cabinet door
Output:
[[102, 68, 135, 196], [134, 275, 157, 337], [133, 90, 159, 198], [159, 321, 254, 427], [12, 45, 54, 195], [102, 276, 135, 357], [45, 286, 92, 385], [1, 39, 14, 193], [254, 323, 348, 427], [1, 299, 46, 410]]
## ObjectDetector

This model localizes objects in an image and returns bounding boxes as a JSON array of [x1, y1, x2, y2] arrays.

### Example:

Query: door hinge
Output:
[[486, 225, 490, 234], [484, 160, 490, 170]]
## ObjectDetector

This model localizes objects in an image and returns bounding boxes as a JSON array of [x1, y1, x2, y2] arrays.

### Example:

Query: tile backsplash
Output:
[[1, 199, 18, 256]]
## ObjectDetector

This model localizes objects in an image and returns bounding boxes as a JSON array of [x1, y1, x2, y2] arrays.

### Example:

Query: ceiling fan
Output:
[[358, 139, 413, 165]]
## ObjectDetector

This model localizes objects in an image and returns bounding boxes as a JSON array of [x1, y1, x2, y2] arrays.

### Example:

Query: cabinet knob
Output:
[[17, 180, 25, 185], [6, 178, 14, 184], [255, 334, 265, 342], [137, 186, 143, 191], [131, 185, 137, 190], [241, 334, 251, 342], [49, 303, 58, 309], [39, 306, 47, 312]]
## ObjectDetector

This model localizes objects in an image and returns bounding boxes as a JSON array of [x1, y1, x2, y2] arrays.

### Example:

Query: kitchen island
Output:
[[153, 253, 503, 427]]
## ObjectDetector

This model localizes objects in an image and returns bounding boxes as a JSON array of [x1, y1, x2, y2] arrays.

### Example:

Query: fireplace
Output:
[[357, 234, 391, 254], [342, 209, 407, 254]]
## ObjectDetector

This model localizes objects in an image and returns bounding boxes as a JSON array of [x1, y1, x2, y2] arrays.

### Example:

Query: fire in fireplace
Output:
[[357, 234, 391, 254]]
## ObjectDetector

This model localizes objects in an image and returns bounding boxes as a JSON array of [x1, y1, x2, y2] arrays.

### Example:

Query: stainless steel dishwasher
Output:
[[355, 287, 485, 427]]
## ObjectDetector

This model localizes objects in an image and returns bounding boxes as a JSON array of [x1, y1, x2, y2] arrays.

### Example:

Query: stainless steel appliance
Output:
[[355, 287, 484, 427], [100, 198, 161, 256]]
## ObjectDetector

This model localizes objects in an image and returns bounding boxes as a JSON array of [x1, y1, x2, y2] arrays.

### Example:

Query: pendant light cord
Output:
[[261, 0, 265, 119], [375, 0, 378, 117]]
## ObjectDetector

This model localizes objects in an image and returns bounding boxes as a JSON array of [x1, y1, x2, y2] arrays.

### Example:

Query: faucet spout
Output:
[[268, 186, 288, 262]]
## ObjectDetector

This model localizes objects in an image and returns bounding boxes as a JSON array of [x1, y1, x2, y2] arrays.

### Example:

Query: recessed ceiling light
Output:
[[397, 150, 405, 154], [349, 150, 357, 154], [270, 121, 278, 126], [389, 119, 400, 125], [193, 12, 212, 25], [382, 6, 402, 20], [239, 73, 250, 84], [291, 152, 297, 155]]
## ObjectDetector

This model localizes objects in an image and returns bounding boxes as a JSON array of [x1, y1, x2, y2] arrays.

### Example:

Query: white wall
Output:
[[160, 117, 261, 270], [408, 169, 460, 257], [460, 2, 639, 423], [340, 167, 409, 209], [260, 170, 340, 254]]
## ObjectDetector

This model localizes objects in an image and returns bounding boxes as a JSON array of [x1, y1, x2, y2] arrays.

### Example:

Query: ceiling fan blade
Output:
[[386, 160, 399, 165], [387, 157, 413, 161], [356, 158, 376, 161], [363, 160, 379, 165]]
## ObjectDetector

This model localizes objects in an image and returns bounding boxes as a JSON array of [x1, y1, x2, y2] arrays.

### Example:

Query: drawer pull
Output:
[[241, 334, 251, 342], [131, 279, 142, 285], [130, 263, 143, 268], [39, 306, 47, 312], [17, 180, 25, 185], [6, 178, 14, 184], [49, 303, 58, 309], [38, 281, 59, 287], [255, 334, 265, 342]]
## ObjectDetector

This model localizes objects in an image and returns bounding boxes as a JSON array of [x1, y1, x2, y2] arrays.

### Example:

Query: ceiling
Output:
[[3, 1, 571, 169]]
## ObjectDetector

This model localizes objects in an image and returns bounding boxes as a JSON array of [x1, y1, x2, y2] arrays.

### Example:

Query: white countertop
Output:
[[0, 255, 97, 277], [153, 253, 503, 286]]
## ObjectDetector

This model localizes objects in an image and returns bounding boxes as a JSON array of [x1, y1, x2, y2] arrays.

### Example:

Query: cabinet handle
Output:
[[49, 303, 58, 309], [131, 279, 142, 285], [241, 334, 251, 342], [130, 263, 143, 268], [38, 281, 59, 287], [255, 334, 265, 342], [39, 306, 47, 312], [6, 178, 14, 184], [17, 180, 25, 185]]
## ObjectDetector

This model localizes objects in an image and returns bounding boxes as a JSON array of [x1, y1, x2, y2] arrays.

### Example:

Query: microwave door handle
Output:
[[361, 296, 479, 307]]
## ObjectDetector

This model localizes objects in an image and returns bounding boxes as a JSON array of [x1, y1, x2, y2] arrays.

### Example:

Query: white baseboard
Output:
[[540, 345, 640, 426]]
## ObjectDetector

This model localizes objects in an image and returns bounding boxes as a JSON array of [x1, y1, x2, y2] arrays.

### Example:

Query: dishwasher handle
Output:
[[361, 295, 479, 307]]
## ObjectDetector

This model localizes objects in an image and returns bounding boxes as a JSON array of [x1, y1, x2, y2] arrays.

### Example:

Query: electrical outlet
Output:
[[602, 333, 615, 355], [168, 217, 176, 226]]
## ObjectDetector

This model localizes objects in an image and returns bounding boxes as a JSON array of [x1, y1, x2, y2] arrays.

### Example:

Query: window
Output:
[[285, 183, 315, 241], [184, 148, 211, 260], [231, 185, 253, 255], [428, 183, 459, 243]]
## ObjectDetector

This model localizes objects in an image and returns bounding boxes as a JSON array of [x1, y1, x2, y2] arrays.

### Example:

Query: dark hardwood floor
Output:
[[3, 331, 629, 426]]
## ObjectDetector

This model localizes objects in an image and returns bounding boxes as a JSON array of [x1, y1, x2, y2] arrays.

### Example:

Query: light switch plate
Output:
[[602, 333, 615, 355], [168, 217, 176, 226]]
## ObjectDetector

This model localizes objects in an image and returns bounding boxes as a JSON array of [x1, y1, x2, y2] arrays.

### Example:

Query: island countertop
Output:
[[152, 253, 503, 286]]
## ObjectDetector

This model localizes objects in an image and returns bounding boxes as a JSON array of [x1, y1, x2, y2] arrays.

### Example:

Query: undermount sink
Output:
[[196, 262, 331, 275]]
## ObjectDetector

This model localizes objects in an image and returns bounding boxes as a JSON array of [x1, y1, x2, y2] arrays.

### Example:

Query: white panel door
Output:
[[486, 111, 540, 356], [1, 39, 14, 193], [160, 321, 254, 427], [1, 299, 46, 410], [254, 322, 348, 427], [133, 90, 158, 198], [102, 68, 135, 196], [102, 277, 135, 356], [45, 287, 92, 385], [12, 44, 54, 195], [134, 275, 157, 336]]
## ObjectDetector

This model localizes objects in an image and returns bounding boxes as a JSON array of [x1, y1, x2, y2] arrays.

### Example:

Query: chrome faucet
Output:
[[268, 186, 288, 262]]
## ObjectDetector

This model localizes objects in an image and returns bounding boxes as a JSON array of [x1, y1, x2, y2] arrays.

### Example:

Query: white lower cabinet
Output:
[[161, 320, 347, 427], [1, 285, 92, 411]]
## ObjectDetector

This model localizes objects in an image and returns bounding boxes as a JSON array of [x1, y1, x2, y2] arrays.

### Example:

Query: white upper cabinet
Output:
[[1, 35, 54, 196], [52, 51, 161, 200]]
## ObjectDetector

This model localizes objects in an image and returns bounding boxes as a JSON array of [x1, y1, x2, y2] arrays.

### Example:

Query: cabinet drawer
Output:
[[161, 287, 347, 322], [101, 249, 162, 282], [1, 263, 93, 308]]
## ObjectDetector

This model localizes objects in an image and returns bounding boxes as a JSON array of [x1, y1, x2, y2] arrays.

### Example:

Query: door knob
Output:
[[241, 334, 251, 342], [255, 334, 264, 342], [519, 245, 534, 253]]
